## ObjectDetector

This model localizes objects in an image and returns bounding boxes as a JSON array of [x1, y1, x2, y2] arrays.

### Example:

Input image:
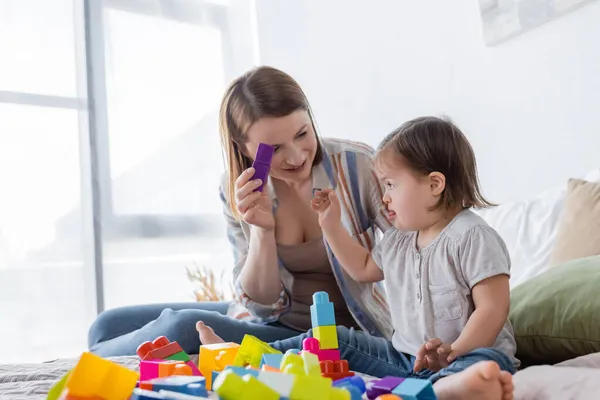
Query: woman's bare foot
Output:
[[433, 361, 514, 400], [196, 321, 226, 345]]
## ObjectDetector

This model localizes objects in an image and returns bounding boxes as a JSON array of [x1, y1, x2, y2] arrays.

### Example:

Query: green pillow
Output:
[[509, 255, 600, 366]]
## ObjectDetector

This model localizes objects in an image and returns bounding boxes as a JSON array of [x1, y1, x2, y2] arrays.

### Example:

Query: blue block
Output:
[[260, 353, 283, 369], [130, 388, 167, 399], [310, 291, 336, 328], [392, 377, 437, 400], [145, 376, 207, 397], [222, 365, 260, 378], [337, 385, 362, 400], [333, 375, 366, 394]]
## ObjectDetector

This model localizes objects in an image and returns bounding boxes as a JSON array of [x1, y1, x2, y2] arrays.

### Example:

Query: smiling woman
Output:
[[88, 66, 394, 357]]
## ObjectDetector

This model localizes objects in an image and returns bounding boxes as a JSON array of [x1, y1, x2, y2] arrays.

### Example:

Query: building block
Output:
[[289, 374, 334, 400], [333, 385, 361, 400], [301, 337, 341, 361], [251, 143, 274, 193], [213, 369, 279, 400], [63, 352, 139, 400], [260, 353, 283, 369], [138, 375, 207, 397], [130, 388, 171, 399], [137, 336, 171, 359], [198, 342, 239, 390], [330, 386, 353, 400], [310, 291, 336, 328], [333, 385, 362, 400], [313, 325, 339, 350], [257, 370, 295, 398], [221, 365, 260, 378], [280, 352, 305, 375], [157, 390, 211, 399], [148, 342, 185, 360], [301, 351, 321, 376], [165, 350, 190, 362], [320, 359, 354, 381], [184, 360, 201, 376], [391, 378, 436, 400], [140, 360, 192, 381], [366, 376, 407, 399], [130, 388, 210, 399], [375, 395, 403, 400], [261, 364, 280, 372], [232, 335, 282, 368], [46, 370, 71, 400], [370, 376, 406, 397], [333, 375, 366, 395]]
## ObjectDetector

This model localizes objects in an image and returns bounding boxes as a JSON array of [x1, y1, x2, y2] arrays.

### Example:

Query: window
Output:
[[0, 0, 92, 363], [0, 0, 257, 362]]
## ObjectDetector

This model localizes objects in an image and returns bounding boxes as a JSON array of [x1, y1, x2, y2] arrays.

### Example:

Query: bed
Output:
[[4, 169, 599, 399], [2, 352, 600, 400]]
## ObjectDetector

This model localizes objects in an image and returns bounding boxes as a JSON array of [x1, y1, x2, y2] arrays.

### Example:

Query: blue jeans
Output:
[[88, 301, 301, 357], [270, 327, 517, 382]]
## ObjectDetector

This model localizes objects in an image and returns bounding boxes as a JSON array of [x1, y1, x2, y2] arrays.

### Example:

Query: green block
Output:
[[47, 370, 71, 400], [166, 350, 190, 362]]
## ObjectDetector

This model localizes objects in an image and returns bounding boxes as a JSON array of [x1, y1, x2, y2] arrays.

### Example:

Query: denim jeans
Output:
[[270, 326, 517, 382], [88, 301, 301, 357]]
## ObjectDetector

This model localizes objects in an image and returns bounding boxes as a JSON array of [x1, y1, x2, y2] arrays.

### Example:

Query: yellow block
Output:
[[199, 342, 240, 390], [214, 369, 279, 400], [233, 335, 281, 368], [289, 374, 333, 400], [301, 351, 321, 376], [313, 325, 338, 350], [65, 352, 139, 400]]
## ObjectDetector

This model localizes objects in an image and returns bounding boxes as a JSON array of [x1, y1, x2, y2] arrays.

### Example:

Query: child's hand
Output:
[[311, 189, 341, 231], [414, 338, 459, 372]]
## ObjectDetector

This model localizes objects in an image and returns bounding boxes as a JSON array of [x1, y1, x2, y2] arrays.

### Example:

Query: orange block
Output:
[[64, 352, 139, 400], [376, 395, 403, 400]]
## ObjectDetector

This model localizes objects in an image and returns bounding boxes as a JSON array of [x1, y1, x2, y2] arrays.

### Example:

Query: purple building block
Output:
[[366, 376, 406, 399], [251, 143, 274, 193]]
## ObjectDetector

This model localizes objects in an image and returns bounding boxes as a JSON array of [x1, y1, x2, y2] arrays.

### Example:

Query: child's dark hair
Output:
[[376, 116, 494, 210]]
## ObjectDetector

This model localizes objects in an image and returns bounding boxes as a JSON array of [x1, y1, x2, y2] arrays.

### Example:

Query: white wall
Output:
[[254, 0, 600, 203]]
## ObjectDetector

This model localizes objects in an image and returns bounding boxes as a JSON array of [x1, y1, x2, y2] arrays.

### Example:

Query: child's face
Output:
[[376, 153, 440, 231]]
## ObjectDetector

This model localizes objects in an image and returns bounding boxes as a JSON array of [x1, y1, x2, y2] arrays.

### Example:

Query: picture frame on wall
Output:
[[478, 0, 597, 46]]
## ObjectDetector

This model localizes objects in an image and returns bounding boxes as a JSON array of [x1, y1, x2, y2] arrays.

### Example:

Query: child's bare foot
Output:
[[433, 361, 514, 400], [196, 321, 225, 345]]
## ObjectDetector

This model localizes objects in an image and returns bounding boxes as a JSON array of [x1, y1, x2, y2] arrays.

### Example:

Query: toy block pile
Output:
[[47, 336, 210, 400], [46, 290, 437, 400], [304, 291, 353, 380], [132, 336, 207, 399]]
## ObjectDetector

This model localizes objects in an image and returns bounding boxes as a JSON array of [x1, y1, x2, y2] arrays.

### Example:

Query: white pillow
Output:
[[476, 168, 600, 288]]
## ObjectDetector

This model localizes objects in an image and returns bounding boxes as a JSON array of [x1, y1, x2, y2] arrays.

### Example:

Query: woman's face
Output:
[[244, 110, 318, 183]]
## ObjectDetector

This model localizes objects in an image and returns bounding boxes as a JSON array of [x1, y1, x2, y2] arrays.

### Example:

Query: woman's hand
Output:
[[311, 189, 342, 232], [235, 167, 275, 231]]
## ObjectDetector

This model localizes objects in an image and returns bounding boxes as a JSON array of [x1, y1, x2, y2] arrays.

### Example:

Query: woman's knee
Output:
[[88, 306, 140, 346]]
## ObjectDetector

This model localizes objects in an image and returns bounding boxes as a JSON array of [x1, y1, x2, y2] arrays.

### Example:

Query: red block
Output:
[[137, 336, 172, 359], [148, 342, 184, 360], [320, 359, 354, 381]]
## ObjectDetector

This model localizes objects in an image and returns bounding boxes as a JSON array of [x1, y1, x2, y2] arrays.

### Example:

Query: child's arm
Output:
[[415, 274, 510, 371], [450, 274, 510, 357], [311, 190, 383, 283]]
